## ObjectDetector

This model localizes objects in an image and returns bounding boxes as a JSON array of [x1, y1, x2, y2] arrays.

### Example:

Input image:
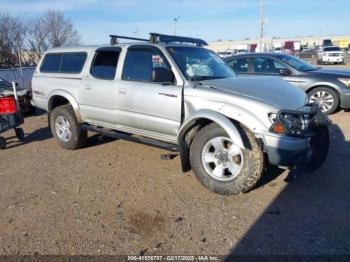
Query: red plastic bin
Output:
[[0, 97, 17, 115]]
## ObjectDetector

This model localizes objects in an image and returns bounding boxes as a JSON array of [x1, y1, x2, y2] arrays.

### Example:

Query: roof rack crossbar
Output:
[[109, 33, 208, 47], [109, 35, 148, 45], [149, 33, 208, 47]]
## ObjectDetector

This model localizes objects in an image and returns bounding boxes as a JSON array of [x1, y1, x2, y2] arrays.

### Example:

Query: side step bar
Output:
[[81, 124, 179, 152]]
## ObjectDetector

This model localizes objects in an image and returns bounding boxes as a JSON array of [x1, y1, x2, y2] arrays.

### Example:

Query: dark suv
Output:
[[225, 53, 350, 114]]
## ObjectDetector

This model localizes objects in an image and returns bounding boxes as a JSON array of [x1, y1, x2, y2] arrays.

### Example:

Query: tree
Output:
[[0, 13, 27, 67], [27, 10, 81, 62]]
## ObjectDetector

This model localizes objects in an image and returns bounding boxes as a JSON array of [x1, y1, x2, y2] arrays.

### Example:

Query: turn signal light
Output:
[[272, 122, 285, 133]]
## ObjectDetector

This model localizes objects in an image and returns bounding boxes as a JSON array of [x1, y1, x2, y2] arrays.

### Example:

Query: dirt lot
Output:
[[1, 64, 350, 256]]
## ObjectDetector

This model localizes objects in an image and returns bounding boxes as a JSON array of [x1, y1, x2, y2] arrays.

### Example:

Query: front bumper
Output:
[[262, 105, 329, 168], [263, 134, 313, 167], [322, 56, 344, 63]]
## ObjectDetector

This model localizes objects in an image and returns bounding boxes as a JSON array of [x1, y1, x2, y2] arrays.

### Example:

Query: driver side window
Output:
[[122, 47, 170, 82], [253, 57, 286, 74]]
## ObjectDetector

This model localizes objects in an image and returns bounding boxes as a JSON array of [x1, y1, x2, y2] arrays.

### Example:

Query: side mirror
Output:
[[278, 68, 291, 76], [15, 82, 19, 87], [152, 68, 174, 83]]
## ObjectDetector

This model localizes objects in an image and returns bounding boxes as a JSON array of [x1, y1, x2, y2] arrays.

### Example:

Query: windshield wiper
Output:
[[190, 76, 225, 81]]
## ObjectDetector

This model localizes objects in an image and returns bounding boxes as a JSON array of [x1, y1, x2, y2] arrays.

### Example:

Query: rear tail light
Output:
[[0, 97, 17, 115]]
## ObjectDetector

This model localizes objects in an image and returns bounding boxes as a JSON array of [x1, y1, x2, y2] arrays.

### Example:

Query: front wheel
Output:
[[50, 105, 87, 149], [190, 123, 264, 195], [308, 87, 339, 115]]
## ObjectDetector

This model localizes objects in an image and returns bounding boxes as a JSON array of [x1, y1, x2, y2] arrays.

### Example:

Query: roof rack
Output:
[[109, 33, 208, 47], [109, 35, 148, 45], [149, 33, 208, 46]]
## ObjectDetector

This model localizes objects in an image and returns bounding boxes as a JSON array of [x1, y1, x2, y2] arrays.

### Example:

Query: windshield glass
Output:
[[166, 46, 235, 81], [324, 47, 341, 52], [276, 54, 317, 71]]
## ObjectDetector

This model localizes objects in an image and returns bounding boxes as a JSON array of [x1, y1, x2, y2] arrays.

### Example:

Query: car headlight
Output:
[[338, 78, 350, 87], [270, 112, 313, 136]]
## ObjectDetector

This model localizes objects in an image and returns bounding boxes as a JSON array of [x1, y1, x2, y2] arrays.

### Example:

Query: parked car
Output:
[[0, 77, 34, 114], [317, 46, 344, 65], [32, 33, 329, 195], [225, 53, 350, 114], [299, 47, 315, 59]]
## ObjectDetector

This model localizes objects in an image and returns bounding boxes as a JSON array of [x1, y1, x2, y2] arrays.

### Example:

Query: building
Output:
[[208, 35, 350, 52]]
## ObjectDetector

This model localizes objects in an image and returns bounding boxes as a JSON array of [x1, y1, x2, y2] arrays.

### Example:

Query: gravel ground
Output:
[[0, 64, 350, 256]]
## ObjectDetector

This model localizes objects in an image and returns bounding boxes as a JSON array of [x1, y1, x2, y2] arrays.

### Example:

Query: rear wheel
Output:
[[50, 105, 87, 149], [190, 123, 264, 195], [308, 87, 339, 115]]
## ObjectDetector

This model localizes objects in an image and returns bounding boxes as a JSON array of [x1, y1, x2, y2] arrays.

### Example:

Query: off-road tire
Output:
[[307, 87, 339, 115], [50, 105, 87, 149], [190, 123, 264, 195]]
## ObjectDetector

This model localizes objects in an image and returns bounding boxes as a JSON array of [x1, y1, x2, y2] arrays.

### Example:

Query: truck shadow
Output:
[[5, 128, 116, 150], [225, 123, 350, 257]]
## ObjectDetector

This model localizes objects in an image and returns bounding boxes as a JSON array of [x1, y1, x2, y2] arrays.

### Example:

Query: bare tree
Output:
[[27, 10, 81, 62], [0, 13, 27, 67]]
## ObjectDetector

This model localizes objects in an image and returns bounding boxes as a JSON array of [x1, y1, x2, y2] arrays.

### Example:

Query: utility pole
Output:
[[174, 17, 180, 35], [259, 0, 264, 52]]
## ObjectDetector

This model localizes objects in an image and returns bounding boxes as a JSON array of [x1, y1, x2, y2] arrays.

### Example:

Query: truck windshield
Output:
[[166, 46, 235, 81], [276, 54, 317, 71]]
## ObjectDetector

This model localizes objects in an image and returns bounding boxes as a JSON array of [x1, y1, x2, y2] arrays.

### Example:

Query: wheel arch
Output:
[[177, 109, 246, 172], [48, 90, 82, 123], [305, 84, 341, 97]]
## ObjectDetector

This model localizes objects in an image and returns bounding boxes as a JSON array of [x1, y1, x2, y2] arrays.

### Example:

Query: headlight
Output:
[[279, 113, 310, 135], [338, 78, 350, 87], [270, 112, 313, 136]]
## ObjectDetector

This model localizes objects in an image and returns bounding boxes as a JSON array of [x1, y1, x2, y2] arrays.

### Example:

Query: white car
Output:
[[317, 46, 344, 65]]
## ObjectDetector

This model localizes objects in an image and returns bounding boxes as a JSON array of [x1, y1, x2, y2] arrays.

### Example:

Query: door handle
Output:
[[158, 92, 177, 98]]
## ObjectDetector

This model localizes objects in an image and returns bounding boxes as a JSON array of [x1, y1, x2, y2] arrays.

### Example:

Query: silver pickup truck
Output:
[[32, 33, 329, 195]]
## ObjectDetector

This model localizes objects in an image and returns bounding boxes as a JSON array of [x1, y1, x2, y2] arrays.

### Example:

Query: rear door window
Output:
[[90, 50, 120, 80]]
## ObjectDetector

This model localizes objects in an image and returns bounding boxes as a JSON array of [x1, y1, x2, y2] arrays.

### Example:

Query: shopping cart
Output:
[[0, 82, 24, 149]]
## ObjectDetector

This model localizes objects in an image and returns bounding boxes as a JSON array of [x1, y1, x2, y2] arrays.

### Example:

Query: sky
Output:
[[1, 0, 350, 44]]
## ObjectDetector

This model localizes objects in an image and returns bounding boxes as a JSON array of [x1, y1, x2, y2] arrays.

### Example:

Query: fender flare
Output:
[[178, 109, 245, 149], [48, 89, 83, 123], [177, 109, 245, 172]]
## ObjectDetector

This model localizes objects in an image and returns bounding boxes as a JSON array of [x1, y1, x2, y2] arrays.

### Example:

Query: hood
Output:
[[199, 76, 306, 110], [309, 68, 350, 78]]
